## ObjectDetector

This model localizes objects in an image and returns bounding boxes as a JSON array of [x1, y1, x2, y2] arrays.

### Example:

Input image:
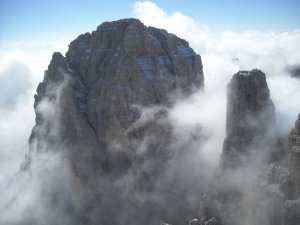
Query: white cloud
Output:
[[133, 1, 213, 53]]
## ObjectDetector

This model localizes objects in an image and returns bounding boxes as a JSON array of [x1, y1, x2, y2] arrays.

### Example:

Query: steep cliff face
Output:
[[28, 18, 204, 225], [221, 69, 281, 168]]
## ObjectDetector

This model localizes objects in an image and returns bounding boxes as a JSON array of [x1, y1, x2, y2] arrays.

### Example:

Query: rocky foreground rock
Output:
[[26, 18, 204, 225]]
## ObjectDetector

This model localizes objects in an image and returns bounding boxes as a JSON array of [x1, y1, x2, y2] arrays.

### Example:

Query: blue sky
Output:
[[0, 0, 300, 44]]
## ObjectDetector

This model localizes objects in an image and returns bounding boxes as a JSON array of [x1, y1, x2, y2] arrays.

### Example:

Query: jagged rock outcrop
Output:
[[27, 18, 204, 225], [221, 69, 281, 168]]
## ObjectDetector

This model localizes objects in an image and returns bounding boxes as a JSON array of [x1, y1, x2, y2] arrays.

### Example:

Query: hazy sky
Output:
[[1, 0, 300, 44]]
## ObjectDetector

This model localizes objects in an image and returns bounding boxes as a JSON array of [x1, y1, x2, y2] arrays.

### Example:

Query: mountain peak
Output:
[[27, 19, 204, 225], [222, 69, 279, 168], [65, 18, 203, 89]]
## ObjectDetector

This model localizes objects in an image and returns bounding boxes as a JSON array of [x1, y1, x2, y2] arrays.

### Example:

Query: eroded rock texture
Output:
[[27, 18, 204, 225]]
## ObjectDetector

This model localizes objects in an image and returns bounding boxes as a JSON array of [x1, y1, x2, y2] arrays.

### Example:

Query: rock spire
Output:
[[221, 69, 279, 168]]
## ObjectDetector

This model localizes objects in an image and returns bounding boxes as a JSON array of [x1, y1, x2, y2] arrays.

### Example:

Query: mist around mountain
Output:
[[0, 3, 300, 225]]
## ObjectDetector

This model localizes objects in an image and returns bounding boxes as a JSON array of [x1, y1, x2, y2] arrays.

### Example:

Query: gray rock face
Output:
[[28, 18, 204, 225], [221, 69, 280, 168]]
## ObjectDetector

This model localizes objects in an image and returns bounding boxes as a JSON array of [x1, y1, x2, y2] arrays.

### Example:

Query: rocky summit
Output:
[[27, 18, 204, 225]]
